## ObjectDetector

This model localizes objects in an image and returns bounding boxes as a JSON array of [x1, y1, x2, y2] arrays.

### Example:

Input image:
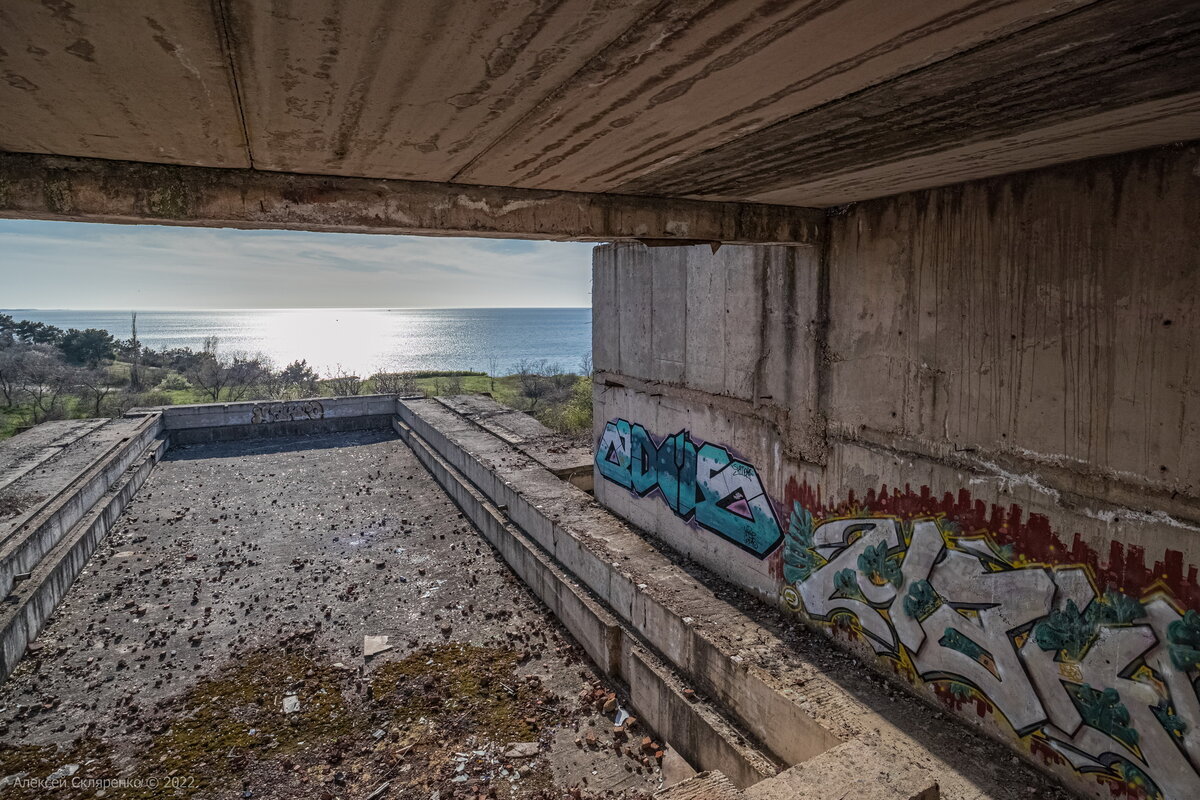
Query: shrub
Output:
[[157, 374, 192, 391]]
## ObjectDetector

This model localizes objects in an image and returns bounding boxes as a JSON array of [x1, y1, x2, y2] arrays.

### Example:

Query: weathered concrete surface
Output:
[[0, 0, 247, 168], [398, 397, 1067, 800], [397, 416, 779, 789], [618, 0, 1200, 205], [593, 241, 824, 465], [654, 771, 745, 800], [0, 415, 163, 601], [745, 740, 939, 800], [1, 1, 1197, 210], [591, 143, 1200, 799], [0, 419, 108, 493], [156, 394, 397, 444], [827, 143, 1200, 511], [0, 436, 165, 681], [0, 430, 669, 798], [459, 0, 1097, 195], [228, 0, 663, 182], [0, 152, 823, 245], [436, 395, 594, 491]]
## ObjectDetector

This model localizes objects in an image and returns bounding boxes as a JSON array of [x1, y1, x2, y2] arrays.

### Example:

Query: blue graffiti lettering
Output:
[[595, 420, 783, 557]]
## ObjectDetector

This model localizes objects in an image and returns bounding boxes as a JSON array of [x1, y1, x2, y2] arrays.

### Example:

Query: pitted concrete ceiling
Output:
[[2, 0, 1198, 208]]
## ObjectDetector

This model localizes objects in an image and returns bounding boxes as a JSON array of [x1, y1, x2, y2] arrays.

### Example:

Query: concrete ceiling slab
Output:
[[615, 0, 1200, 204], [454, 0, 1095, 192], [0, 0, 248, 168], [226, 0, 662, 180], [0, 0, 1197, 216]]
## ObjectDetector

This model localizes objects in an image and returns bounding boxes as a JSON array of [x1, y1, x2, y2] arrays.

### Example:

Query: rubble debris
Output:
[[363, 635, 392, 657]]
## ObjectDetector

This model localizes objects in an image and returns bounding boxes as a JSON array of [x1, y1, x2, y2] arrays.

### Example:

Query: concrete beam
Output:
[[0, 152, 823, 245]]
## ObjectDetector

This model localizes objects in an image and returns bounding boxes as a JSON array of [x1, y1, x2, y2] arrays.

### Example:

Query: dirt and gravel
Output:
[[0, 430, 673, 799]]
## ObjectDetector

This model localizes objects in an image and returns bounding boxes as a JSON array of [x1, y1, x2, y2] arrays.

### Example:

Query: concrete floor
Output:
[[0, 431, 668, 799]]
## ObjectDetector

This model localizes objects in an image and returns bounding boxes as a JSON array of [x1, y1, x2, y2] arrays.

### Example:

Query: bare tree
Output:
[[129, 311, 142, 391], [276, 359, 319, 398], [0, 345, 28, 408], [223, 355, 272, 401], [579, 352, 593, 377], [514, 359, 553, 411], [185, 350, 271, 402], [75, 367, 123, 417], [322, 366, 363, 396], [19, 345, 77, 423], [486, 354, 500, 394], [372, 372, 419, 396], [186, 354, 230, 402]]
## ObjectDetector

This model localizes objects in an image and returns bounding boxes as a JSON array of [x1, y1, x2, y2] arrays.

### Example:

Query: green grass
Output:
[[0, 367, 592, 441], [0, 407, 25, 439]]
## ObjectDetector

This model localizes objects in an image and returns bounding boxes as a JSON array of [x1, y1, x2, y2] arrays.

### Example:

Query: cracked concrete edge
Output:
[[395, 400, 852, 764], [0, 436, 167, 681], [0, 413, 164, 600], [395, 416, 778, 788]]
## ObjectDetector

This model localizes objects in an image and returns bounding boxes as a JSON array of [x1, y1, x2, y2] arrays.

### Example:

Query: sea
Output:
[[1, 308, 592, 378]]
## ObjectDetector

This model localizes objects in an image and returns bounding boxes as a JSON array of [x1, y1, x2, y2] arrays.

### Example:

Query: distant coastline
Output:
[[0, 308, 592, 376]]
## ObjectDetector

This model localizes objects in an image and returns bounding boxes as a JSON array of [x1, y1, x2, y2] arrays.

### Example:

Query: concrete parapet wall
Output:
[[394, 416, 780, 788], [0, 438, 166, 681], [592, 144, 1200, 800], [156, 395, 397, 444], [0, 413, 163, 601], [397, 399, 845, 775]]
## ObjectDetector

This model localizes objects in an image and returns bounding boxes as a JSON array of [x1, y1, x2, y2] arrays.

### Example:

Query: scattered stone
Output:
[[503, 741, 539, 758], [363, 635, 392, 657], [46, 764, 79, 780]]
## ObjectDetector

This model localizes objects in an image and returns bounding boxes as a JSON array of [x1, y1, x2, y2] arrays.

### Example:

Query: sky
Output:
[[0, 219, 595, 309]]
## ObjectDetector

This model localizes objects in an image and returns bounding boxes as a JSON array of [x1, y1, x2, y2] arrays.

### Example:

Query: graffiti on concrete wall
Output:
[[594, 419, 783, 557], [781, 497, 1200, 800], [596, 418, 1199, 798], [250, 399, 324, 424]]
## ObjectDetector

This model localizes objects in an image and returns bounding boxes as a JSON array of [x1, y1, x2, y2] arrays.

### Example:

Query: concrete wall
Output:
[[157, 395, 397, 444], [592, 143, 1200, 800]]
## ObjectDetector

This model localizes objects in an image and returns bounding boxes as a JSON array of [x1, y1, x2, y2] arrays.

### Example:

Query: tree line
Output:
[[0, 314, 592, 436]]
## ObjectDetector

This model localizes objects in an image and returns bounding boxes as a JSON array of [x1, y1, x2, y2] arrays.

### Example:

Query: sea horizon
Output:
[[2, 307, 592, 378]]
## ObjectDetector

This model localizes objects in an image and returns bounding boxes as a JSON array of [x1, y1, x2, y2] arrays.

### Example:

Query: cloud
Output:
[[0, 220, 595, 309]]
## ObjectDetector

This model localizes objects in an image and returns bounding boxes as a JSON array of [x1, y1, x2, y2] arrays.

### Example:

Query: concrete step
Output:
[[655, 771, 747, 799], [0, 436, 167, 680], [395, 416, 780, 788], [396, 399, 841, 770], [435, 395, 594, 490], [0, 418, 109, 493], [744, 740, 939, 800], [0, 414, 162, 600]]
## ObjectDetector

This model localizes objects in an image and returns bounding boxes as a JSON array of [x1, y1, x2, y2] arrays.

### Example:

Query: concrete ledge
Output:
[[395, 417, 778, 788], [1, 437, 167, 680], [745, 740, 939, 800], [0, 414, 163, 600], [435, 395, 595, 492], [156, 395, 397, 429], [0, 152, 824, 246], [398, 399, 841, 769], [147, 395, 398, 445], [655, 771, 746, 799], [0, 419, 110, 493], [169, 413, 394, 445]]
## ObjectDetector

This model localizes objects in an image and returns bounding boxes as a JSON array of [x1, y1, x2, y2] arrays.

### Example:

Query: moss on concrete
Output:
[[133, 644, 355, 797], [372, 643, 538, 743], [0, 739, 115, 799]]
